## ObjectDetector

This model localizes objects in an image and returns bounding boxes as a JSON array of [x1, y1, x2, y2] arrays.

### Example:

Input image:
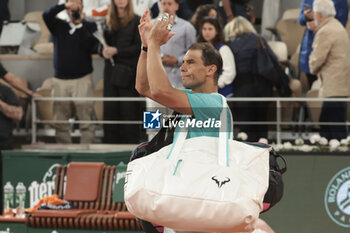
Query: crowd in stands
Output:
[[0, 0, 350, 145]]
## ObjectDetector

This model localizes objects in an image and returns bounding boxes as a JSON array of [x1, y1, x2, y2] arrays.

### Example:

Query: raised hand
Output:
[[138, 8, 153, 47], [32, 92, 42, 98], [65, 2, 81, 11], [304, 9, 313, 21], [148, 13, 175, 47], [102, 46, 118, 59]]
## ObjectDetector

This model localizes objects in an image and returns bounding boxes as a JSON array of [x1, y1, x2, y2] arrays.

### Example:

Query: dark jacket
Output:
[[0, 0, 10, 22], [227, 32, 261, 74], [43, 4, 99, 79], [103, 15, 141, 89], [0, 83, 19, 144], [104, 16, 141, 68], [227, 32, 291, 97], [0, 62, 8, 78]]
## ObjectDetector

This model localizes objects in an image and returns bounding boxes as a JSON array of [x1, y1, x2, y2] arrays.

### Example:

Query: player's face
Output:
[[180, 49, 207, 90]]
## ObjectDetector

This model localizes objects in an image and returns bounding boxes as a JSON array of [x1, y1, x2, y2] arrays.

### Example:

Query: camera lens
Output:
[[72, 10, 80, 20]]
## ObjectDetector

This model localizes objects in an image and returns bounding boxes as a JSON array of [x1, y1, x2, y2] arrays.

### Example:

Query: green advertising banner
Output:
[[2, 149, 350, 233], [262, 154, 350, 233], [0, 222, 27, 233], [114, 162, 127, 203]]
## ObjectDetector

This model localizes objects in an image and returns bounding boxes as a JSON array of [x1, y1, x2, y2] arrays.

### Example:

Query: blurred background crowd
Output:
[[1, 0, 350, 147]]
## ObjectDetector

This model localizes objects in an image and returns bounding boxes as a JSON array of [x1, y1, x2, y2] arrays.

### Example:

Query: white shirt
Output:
[[57, 0, 110, 20], [132, 0, 158, 16], [218, 44, 236, 89]]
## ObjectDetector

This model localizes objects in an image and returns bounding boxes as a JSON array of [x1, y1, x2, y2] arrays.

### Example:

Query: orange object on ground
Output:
[[25, 194, 66, 213]]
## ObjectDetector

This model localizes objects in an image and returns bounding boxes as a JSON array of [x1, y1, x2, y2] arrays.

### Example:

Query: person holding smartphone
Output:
[[43, 0, 99, 144], [298, 0, 348, 89]]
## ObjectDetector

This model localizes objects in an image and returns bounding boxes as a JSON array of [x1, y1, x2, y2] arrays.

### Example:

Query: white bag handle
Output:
[[166, 95, 233, 167]]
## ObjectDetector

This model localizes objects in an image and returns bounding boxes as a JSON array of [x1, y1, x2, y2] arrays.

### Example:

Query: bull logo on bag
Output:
[[211, 176, 231, 188]]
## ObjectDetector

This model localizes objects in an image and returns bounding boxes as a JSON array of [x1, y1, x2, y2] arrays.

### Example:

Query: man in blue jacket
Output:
[[298, 0, 348, 89]]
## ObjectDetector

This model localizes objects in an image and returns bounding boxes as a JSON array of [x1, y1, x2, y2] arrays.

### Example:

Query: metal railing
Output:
[[31, 96, 350, 144]]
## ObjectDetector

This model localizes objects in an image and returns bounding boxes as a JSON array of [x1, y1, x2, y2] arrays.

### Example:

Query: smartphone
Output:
[[303, 3, 311, 10], [303, 3, 313, 21]]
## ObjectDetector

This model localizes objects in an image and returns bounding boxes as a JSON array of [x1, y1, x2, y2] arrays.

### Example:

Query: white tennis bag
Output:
[[124, 96, 270, 232]]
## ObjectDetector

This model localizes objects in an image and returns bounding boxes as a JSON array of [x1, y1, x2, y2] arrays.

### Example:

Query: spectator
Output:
[[102, 0, 142, 143], [150, 0, 193, 20], [57, 0, 110, 19], [298, 0, 348, 89], [190, 4, 223, 34], [0, 62, 40, 98], [43, 0, 99, 144], [0, 82, 23, 218], [187, 0, 215, 12], [197, 16, 235, 97], [132, 0, 157, 16], [309, 0, 350, 140], [0, 83, 22, 150], [218, 0, 255, 25], [0, 0, 9, 35], [225, 16, 276, 142]]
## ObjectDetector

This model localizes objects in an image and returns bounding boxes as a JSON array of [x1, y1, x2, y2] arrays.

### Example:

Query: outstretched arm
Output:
[[0, 62, 40, 98], [135, 9, 153, 98], [222, 0, 234, 22], [147, 15, 192, 115], [3, 72, 40, 98]]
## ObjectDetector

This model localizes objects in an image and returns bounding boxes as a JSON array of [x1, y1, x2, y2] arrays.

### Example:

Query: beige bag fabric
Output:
[[124, 96, 270, 232]]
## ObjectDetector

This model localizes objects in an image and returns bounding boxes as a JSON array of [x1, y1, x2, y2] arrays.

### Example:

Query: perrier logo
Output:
[[324, 167, 350, 228]]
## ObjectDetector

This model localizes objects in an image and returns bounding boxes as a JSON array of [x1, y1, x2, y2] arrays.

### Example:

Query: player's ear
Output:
[[207, 65, 217, 76]]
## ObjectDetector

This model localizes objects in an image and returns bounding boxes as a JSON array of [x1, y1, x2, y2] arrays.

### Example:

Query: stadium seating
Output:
[[275, 9, 305, 57], [23, 11, 53, 54], [26, 162, 140, 230], [267, 41, 288, 63]]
